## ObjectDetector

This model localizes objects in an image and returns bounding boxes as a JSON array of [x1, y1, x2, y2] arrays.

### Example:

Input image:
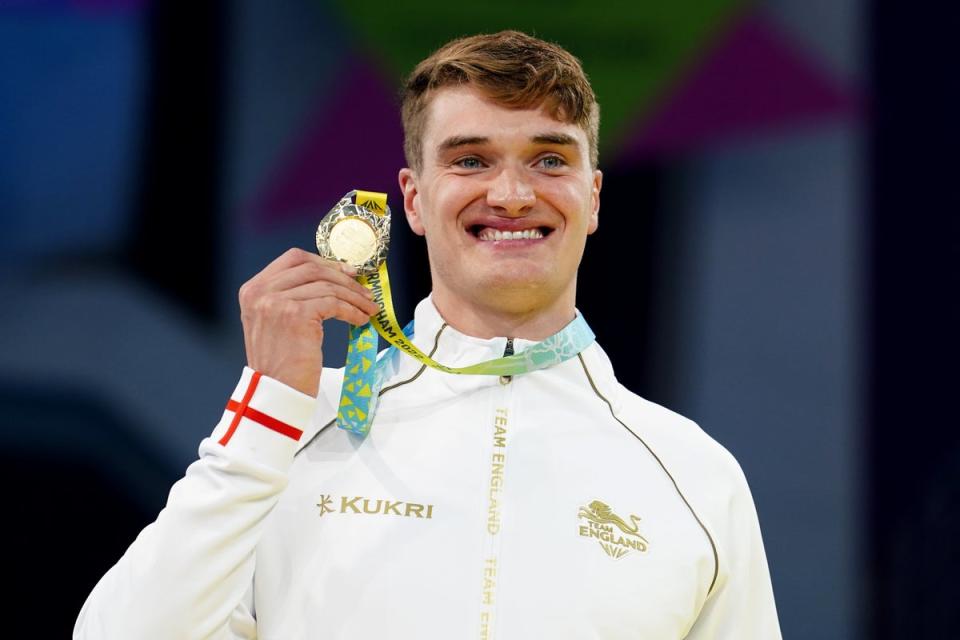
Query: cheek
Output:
[[433, 186, 463, 217], [430, 187, 474, 234], [550, 182, 594, 227]]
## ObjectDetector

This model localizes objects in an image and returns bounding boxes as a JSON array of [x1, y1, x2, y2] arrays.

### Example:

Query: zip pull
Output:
[[499, 338, 514, 385]]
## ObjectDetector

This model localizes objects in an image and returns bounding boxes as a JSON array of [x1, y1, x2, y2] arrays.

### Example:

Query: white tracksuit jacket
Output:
[[75, 299, 781, 639]]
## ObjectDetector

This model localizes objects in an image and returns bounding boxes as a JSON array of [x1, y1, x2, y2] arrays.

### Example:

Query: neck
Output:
[[430, 287, 577, 341]]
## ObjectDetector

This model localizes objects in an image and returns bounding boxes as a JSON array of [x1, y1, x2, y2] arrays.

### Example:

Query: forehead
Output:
[[420, 86, 587, 151]]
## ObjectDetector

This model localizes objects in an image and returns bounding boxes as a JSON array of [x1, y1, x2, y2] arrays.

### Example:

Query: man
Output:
[[75, 31, 781, 638]]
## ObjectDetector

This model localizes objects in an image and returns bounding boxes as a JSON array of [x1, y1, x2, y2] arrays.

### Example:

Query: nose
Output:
[[486, 164, 535, 215]]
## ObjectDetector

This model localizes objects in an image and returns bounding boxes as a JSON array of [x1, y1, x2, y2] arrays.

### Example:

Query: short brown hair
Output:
[[401, 30, 600, 172]]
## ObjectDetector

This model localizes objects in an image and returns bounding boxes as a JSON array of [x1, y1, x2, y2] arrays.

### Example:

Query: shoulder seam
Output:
[[576, 353, 720, 595]]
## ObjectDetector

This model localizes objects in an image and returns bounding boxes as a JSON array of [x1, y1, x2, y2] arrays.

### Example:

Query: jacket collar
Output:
[[383, 297, 622, 411]]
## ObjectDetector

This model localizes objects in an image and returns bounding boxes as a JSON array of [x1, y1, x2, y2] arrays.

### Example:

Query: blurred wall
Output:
[[4, 1, 949, 638]]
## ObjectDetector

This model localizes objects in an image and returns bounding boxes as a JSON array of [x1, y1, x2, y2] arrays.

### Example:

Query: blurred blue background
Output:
[[2, 1, 956, 637]]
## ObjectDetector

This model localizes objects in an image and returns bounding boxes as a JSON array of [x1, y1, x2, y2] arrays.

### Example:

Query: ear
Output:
[[399, 168, 426, 236], [587, 169, 602, 235]]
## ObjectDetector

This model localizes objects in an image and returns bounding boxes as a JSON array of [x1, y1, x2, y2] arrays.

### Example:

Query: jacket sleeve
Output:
[[73, 367, 321, 640], [684, 463, 782, 640]]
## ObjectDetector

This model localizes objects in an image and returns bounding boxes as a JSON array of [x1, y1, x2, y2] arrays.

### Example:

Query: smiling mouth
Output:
[[469, 226, 552, 241]]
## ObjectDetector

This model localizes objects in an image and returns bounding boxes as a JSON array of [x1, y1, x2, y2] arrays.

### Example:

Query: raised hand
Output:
[[238, 248, 380, 397]]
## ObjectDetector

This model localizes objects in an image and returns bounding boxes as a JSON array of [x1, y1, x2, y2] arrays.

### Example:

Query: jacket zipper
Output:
[[499, 338, 514, 385]]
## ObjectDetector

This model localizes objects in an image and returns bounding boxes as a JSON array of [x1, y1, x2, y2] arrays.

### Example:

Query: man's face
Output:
[[399, 85, 602, 322]]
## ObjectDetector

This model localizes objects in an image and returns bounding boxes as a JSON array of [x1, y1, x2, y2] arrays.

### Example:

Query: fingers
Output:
[[285, 280, 380, 317], [240, 248, 381, 328], [257, 247, 316, 278], [257, 247, 357, 281], [240, 250, 374, 316], [301, 295, 376, 327], [237, 249, 380, 394], [245, 286, 374, 330], [265, 258, 367, 295]]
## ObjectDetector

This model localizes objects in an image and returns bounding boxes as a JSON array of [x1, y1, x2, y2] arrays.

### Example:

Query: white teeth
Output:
[[477, 227, 544, 241]]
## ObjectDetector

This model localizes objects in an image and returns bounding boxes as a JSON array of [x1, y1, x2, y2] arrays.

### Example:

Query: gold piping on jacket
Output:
[[576, 353, 720, 596]]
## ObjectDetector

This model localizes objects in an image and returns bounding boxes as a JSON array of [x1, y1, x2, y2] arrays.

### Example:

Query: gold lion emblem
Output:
[[578, 500, 649, 559], [579, 500, 643, 535]]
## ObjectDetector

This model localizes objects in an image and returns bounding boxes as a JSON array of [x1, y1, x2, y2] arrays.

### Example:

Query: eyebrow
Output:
[[531, 132, 578, 146], [437, 132, 579, 153], [437, 135, 488, 152]]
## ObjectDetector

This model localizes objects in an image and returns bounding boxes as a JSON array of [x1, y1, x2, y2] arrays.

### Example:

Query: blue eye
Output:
[[539, 155, 565, 169], [456, 157, 484, 169]]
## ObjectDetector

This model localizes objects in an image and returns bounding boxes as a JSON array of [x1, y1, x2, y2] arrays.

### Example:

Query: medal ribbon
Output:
[[335, 191, 596, 436]]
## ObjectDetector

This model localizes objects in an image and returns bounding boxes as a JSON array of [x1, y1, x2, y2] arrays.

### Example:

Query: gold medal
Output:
[[316, 190, 390, 275]]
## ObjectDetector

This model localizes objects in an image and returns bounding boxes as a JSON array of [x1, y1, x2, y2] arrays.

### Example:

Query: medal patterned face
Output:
[[316, 198, 391, 275], [328, 218, 377, 265]]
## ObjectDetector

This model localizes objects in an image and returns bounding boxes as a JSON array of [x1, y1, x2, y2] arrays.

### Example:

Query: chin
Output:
[[473, 271, 562, 307], [475, 265, 548, 290]]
